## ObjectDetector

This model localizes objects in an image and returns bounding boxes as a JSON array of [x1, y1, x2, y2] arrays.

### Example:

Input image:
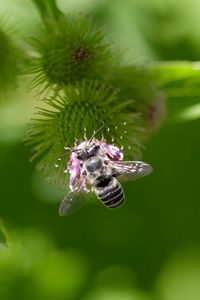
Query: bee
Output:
[[57, 126, 152, 216]]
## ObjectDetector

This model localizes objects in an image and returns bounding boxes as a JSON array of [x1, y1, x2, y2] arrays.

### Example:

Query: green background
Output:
[[0, 1, 200, 299]]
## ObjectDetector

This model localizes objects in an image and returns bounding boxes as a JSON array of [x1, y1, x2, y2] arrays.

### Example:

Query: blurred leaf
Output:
[[0, 230, 7, 248], [156, 248, 200, 300], [0, 219, 7, 249], [153, 62, 200, 123], [84, 287, 150, 300]]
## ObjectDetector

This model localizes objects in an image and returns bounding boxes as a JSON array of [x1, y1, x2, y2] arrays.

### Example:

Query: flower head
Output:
[[26, 81, 144, 189], [30, 14, 115, 92]]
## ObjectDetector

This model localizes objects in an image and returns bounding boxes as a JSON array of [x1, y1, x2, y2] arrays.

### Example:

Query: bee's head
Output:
[[74, 124, 104, 160], [75, 141, 100, 160], [56, 125, 104, 162]]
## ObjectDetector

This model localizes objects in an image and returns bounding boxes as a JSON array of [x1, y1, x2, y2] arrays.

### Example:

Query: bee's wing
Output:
[[110, 161, 152, 181], [59, 187, 88, 216]]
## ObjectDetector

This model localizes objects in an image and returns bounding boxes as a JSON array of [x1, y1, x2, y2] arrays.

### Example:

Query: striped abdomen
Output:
[[94, 176, 124, 208]]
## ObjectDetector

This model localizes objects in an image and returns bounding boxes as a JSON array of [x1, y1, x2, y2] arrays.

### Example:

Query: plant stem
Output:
[[32, 0, 63, 24]]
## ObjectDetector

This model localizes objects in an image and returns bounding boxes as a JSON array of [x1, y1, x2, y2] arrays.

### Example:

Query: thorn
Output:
[[84, 128, 87, 139], [74, 137, 78, 146], [64, 145, 70, 150]]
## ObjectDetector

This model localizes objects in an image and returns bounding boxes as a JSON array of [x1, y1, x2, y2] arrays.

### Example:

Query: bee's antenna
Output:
[[56, 150, 72, 160], [89, 124, 105, 144]]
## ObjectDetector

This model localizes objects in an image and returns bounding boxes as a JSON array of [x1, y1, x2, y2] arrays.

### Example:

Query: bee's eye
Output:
[[77, 151, 86, 160]]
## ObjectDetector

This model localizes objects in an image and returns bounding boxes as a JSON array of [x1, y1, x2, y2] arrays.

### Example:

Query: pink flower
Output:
[[101, 143, 123, 161]]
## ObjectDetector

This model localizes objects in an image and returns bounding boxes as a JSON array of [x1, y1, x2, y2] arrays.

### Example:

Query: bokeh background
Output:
[[1, 1, 200, 300]]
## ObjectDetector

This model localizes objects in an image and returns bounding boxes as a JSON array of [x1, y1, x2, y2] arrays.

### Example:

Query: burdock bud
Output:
[[111, 66, 166, 136], [30, 14, 115, 91], [144, 91, 166, 133], [26, 81, 144, 189]]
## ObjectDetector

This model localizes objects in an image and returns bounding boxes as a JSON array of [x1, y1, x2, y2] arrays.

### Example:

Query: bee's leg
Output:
[[80, 176, 90, 192]]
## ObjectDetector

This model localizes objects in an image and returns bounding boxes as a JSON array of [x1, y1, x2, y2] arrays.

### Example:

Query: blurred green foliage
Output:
[[0, 219, 7, 249], [0, 1, 200, 300]]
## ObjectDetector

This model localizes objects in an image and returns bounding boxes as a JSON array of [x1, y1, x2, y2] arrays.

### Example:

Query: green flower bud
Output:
[[111, 66, 166, 135], [30, 15, 115, 91], [142, 91, 166, 133]]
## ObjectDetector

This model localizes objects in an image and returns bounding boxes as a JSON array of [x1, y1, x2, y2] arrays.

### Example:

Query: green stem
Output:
[[32, 0, 63, 24]]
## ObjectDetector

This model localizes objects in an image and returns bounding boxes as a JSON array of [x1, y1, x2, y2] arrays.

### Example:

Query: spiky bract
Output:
[[26, 82, 144, 189], [31, 15, 115, 91]]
